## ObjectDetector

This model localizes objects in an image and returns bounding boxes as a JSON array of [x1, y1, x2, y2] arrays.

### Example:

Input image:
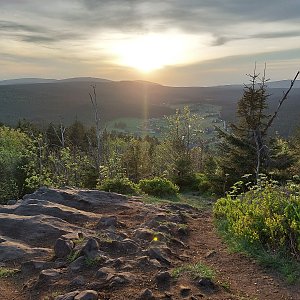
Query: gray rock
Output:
[[54, 238, 73, 258], [139, 288, 155, 300], [108, 272, 134, 288], [21, 260, 51, 273], [156, 224, 171, 234], [0, 237, 51, 262], [155, 271, 172, 291], [136, 256, 161, 269], [96, 267, 115, 279], [197, 277, 217, 291], [148, 247, 171, 265], [55, 291, 80, 300], [36, 268, 62, 287], [0, 213, 81, 248], [97, 216, 118, 228], [69, 256, 85, 271], [74, 290, 98, 300], [24, 187, 128, 211], [80, 238, 99, 258], [116, 239, 139, 254], [155, 271, 171, 285], [134, 228, 154, 241], [70, 275, 85, 287], [101, 239, 139, 255], [180, 285, 191, 297]]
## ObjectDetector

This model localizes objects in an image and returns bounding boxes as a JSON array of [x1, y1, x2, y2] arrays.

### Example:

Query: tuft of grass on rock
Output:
[[0, 267, 19, 278], [171, 262, 215, 280]]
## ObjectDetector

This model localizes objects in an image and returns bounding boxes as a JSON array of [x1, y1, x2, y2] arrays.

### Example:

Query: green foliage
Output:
[[0, 127, 31, 202], [0, 267, 19, 278], [67, 250, 80, 263], [139, 177, 179, 197], [212, 71, 297, 193], [214, 178, 300, 270], [171, 262, 215, 279], [98, 177, 139, 195]]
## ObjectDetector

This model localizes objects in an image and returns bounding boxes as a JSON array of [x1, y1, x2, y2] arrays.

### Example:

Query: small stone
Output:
[[80, 238, 99, 258], [177, 227, 188, 236], [70, 275, 85, 287], [134, 228, 154, 241], [180, 286, 191, 297], [21, 260, 50, 273], [39, 268, 61, 281], [139, 288, 155, 300], [74, 290, 98, 300], [96, 267, 115, 279], [155, 271, 171, 288], [197, 277, 216, 291], [69, 256, 85, 271], [55, 291, 80, 300], [97, 216, 118, 228], [36, 268, 62, 287], [108, 272, 134, 288], [148, 247, 171, 265], [204, 250, 216, 259], [54, 238, 73, 258]]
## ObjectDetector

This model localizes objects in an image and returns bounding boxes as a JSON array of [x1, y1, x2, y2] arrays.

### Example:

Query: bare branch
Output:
[[263, 71, 299, 134]]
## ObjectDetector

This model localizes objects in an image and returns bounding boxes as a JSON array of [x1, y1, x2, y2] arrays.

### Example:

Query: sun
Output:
[[110, 32, 198, 73]]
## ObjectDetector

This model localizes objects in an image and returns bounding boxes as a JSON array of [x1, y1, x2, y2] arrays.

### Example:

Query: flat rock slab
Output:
[[23, 187, 129, 211]]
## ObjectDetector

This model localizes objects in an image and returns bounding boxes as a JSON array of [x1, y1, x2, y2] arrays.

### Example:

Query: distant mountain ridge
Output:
[[0, 77, 299, 88], [0, 77, 112, 86], [0, 77, 299, 137]]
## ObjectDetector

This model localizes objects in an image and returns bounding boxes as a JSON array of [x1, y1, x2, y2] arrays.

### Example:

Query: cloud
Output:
[[0, 1, 300, 84]]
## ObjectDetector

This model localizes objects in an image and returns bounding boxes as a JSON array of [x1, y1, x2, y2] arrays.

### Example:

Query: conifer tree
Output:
[[216, 68, 299, 188]]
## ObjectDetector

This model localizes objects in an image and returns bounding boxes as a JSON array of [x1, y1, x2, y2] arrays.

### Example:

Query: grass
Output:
[[67, 250, 80, 263], [141, 192, 214, 211], [215, 219, 300, 285], [0, 267, 19, 278], [84, 256, 102, 267], [171, 262, 215, 280]]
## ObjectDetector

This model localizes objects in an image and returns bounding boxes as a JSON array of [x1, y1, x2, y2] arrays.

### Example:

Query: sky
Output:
[[0, 0, 300, 86]]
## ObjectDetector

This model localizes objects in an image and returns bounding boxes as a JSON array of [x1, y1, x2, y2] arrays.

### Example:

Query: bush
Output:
[[195, 173, 211, 193], [139, 177, 179, 197], [98, 177, 139, 195], [214, 179, 300, 258]]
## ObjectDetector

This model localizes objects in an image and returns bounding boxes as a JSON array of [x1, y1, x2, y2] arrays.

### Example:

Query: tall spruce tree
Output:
[[216, 69, 299, 189]]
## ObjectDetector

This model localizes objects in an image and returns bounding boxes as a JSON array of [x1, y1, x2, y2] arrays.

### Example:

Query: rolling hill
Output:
[[0, 77, 299, 136]]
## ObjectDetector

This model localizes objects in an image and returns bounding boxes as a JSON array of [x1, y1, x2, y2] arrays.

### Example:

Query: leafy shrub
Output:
[[195, 173, 211, 193], [0, 127, 32, 203], [139, 177, 179, 197], [98, 177, 139, 195], [214, 179, 300, 258]]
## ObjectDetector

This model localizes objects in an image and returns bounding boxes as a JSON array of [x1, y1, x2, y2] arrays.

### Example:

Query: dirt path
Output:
[[0, 278, 26, 300], [186, 211, 300, 300]]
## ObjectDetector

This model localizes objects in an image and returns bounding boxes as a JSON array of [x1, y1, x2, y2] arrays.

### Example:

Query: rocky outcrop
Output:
[[0, 187, 220, 300]]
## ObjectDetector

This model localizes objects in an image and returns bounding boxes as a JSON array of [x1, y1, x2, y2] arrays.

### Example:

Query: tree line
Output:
[[0, 69, 299, 203]]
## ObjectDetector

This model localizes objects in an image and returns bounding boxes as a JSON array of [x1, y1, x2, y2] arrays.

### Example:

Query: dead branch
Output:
[[263, 71, 299, 134]]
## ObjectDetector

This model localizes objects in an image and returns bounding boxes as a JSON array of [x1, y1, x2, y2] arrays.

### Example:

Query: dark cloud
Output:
[[1, 1, 300, 43], [0, 20, 85, 44]]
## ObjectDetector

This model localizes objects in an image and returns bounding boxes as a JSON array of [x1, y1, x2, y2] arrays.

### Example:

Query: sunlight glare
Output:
[[111, 33, 200, 73]]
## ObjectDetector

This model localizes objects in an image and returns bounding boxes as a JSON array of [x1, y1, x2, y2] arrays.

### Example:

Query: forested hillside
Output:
[[0, 79, 299, 136]]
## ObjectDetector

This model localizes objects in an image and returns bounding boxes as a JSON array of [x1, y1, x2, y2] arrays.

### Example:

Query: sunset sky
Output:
[[1, 0, 300, 86]]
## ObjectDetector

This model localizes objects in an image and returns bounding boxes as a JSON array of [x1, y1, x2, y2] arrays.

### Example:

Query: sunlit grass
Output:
[[171, 262, 215, 279], [141, 192, 214, 211]]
